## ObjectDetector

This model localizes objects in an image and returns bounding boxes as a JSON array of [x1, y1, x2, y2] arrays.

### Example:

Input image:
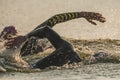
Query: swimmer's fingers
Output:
[[86, 19, 97, 25], [8, 38, 15, 41], [81, 12, 106, 25], [10, 36, 27, 48], [4, 41, 13, 46], [5, 45, 11, 49], [4, 38, 15, 48], [4, 36, 27, 49], [88, 12, 106, 23], [89, 12, 106, 23]]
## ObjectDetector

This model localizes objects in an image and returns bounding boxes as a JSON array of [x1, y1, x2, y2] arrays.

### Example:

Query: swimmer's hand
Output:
[[80, 11, 106, 25], [4, 36, 27, 49]]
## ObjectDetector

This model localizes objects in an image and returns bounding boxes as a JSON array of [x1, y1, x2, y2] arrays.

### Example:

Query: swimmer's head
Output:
[[0, 26, 17, 41]]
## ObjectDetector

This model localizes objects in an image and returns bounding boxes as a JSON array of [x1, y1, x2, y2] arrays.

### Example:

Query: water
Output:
[[0, 63, 120, 80], [0, 0, 120, 39], [0, 0, 120, 80]]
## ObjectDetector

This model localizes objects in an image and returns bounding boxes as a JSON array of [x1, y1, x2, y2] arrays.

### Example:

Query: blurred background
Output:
[[0, 0, 120, 39]]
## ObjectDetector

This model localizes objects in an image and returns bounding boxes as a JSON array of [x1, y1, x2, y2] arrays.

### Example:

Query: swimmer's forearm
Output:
[[35, 11, 106, 30], [34, 12, 88, 29]]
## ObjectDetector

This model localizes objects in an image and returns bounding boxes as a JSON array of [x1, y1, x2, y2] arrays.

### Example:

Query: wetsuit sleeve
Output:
[[34, 11, 106, 30], [34, 12, 82, 29]]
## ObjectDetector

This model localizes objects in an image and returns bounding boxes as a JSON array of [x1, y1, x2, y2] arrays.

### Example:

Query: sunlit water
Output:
[[0, 0, 120, 80], [0, 0, 120, 39], [0, 63, 120, 80]]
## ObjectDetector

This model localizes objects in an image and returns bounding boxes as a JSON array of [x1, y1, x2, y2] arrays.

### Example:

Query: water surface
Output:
[[1, 63, 120, 80]]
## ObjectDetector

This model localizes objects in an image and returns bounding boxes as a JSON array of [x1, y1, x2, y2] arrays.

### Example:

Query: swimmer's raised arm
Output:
[[35, 11, 106, 29]]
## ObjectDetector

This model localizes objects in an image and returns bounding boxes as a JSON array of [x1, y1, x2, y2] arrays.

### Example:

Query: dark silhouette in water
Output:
[[1, 11, 106, 56], [2, 11, 106, 69], [27, 25, 81, 69]]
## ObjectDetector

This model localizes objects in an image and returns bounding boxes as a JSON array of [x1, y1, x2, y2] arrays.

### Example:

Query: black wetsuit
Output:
[[21, 12, 83, 56], [27, 26, 81, 69]]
